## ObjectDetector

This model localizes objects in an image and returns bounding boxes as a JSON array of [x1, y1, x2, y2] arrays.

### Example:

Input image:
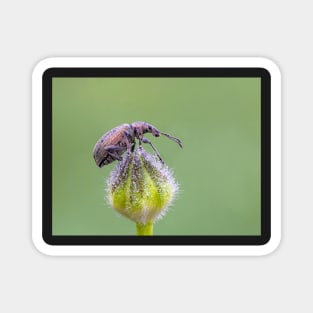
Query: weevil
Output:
[[93, 121, 183, 167]]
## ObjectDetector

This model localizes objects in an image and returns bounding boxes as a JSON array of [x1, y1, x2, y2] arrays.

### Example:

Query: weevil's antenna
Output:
[[160, 132, 183, 148]]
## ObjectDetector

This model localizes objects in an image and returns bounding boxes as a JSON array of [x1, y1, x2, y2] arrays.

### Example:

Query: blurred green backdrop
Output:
[[52, 77, 261, 235]]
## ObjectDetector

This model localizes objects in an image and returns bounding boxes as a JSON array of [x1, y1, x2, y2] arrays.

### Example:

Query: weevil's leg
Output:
[[137, 134, 143, 146], [142, 137, 164, 164], [104, 145, 125, 151], [131, 142, 136, 152], [123, 131, 134, 154], [105, 145, 125, 161], [106, 151, 123, 161]]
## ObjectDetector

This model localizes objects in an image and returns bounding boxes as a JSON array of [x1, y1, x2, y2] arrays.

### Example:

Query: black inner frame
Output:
[[42, 67, 271, 246]]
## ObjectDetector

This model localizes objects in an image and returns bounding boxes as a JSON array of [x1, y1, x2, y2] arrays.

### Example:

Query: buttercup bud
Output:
[[107, 147, 179, 235]]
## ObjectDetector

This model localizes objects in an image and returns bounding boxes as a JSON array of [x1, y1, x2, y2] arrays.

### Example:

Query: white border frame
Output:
[[32, 57, 281, 256]]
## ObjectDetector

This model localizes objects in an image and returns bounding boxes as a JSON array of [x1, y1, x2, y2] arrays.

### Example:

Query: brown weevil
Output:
[[93, 121, 183, 167]]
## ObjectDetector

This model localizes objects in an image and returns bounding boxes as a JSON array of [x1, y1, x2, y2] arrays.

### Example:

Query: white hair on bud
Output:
[[106, 147, 179, 225]]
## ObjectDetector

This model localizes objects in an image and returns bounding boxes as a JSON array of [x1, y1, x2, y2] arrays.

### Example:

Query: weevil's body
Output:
[[93, 121, 182, 167]]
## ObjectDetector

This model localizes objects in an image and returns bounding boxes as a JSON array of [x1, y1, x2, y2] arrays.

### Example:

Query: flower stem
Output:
[[136, 222, 153, 236]]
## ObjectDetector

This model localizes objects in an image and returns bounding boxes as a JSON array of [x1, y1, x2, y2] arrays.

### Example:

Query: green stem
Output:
[[136, 222, 153, 236]]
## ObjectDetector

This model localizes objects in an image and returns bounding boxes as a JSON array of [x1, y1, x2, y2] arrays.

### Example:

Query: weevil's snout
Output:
[[152, 129, 160, 137], [150, 126, 160, 137]]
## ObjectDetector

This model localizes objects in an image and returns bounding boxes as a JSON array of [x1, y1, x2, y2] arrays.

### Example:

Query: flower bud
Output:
[[107, 147, 178, 226]]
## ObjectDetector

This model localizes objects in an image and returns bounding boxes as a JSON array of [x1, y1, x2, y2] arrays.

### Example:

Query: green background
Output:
[[52, 77, 261, 235]]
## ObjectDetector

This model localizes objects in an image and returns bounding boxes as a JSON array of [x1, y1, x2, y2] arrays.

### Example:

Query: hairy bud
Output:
[[107, 147, 179, 226]]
